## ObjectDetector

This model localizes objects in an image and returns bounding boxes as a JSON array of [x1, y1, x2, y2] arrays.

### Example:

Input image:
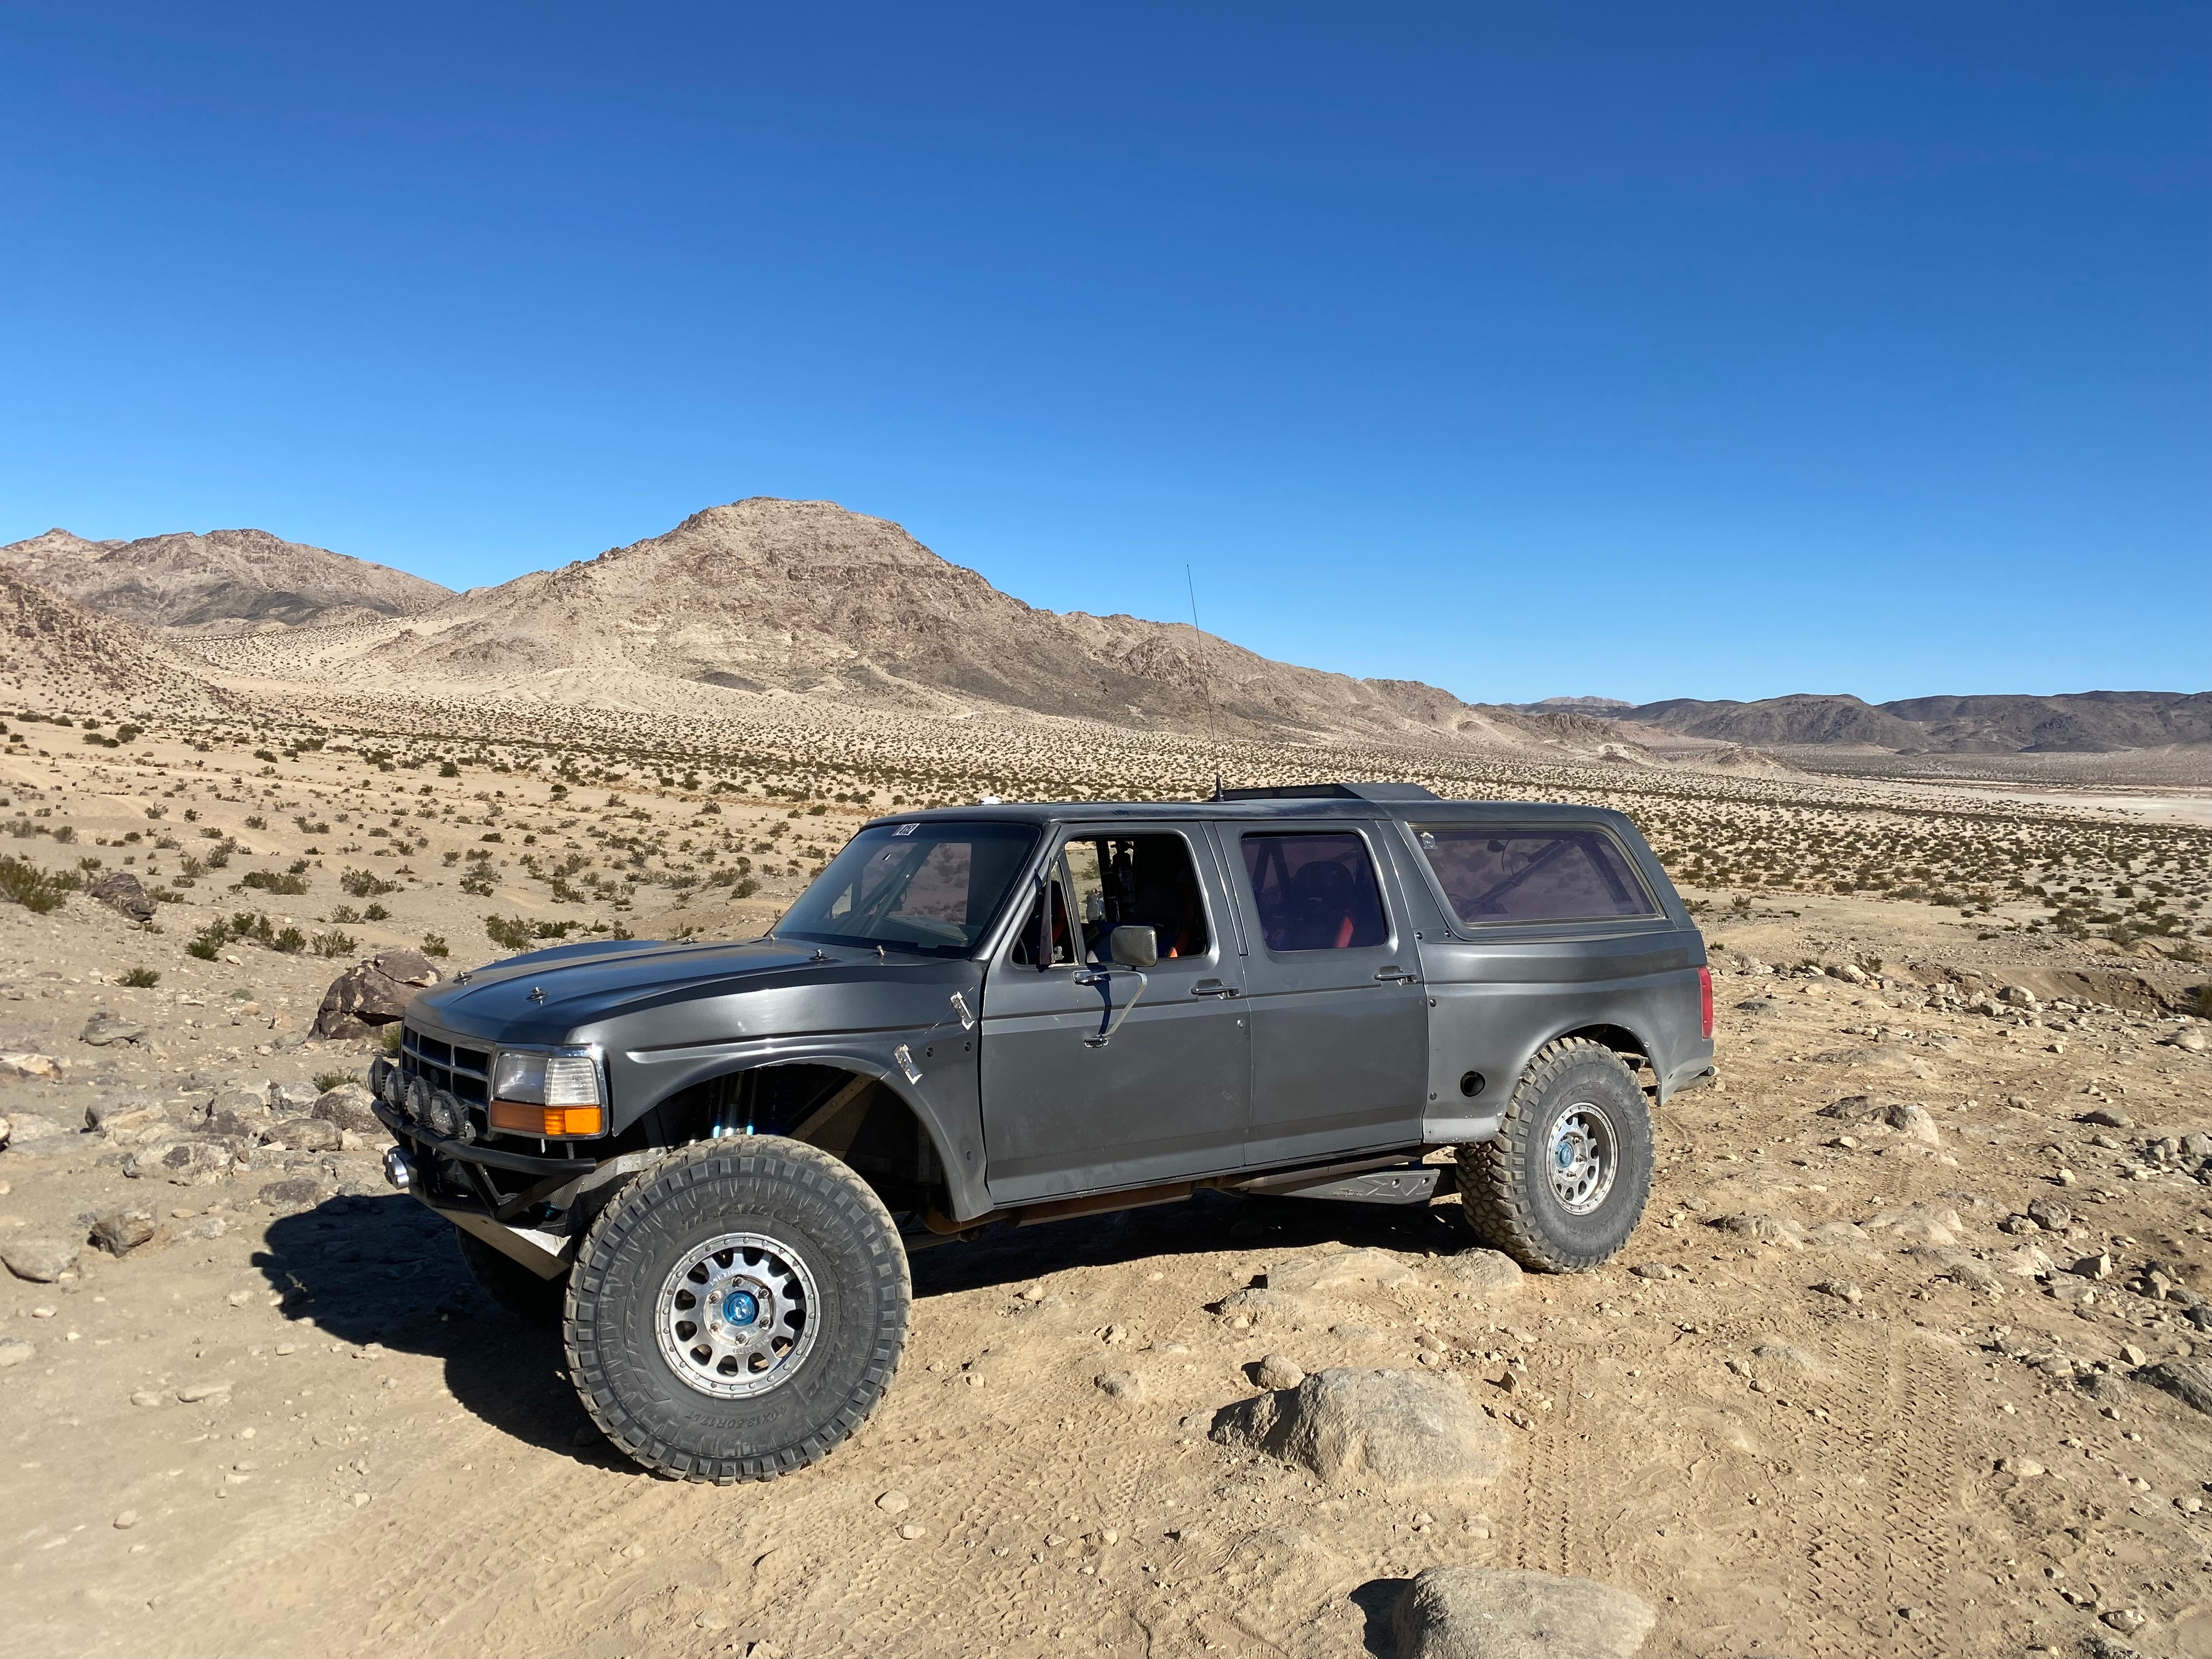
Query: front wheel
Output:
[[1459, 1039, 1654, 1272], [563, 1136, 910, 1483]]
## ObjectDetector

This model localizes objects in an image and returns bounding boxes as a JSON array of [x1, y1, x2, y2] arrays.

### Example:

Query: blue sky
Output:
[[2, 3, 2204, 706]]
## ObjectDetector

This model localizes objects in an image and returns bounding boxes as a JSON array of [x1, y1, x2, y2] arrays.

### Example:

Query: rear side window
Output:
[[1412, 826, 1657, 926], [1240, 832, 1389, 951]]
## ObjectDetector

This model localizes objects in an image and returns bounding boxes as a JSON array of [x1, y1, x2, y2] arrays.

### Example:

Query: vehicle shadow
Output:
[[910, 1186, 1475, 1302], [252, 1186, 1486, 1470], [253, 1194, 629, 1472]]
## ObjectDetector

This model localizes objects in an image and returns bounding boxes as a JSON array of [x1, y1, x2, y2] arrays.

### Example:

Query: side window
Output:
[[1011, 834, 1213, 965], [1412, 826, 1657, 925], [1239, 832, 1388, 951]]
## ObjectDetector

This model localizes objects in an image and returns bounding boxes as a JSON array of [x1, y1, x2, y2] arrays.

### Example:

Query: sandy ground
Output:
[[3, 730, 2211, 1659]]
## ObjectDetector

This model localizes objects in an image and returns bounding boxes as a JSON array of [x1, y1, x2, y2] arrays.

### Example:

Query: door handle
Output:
[[1374, 967, 1420, 984], [1190, 979, 1240, 998]]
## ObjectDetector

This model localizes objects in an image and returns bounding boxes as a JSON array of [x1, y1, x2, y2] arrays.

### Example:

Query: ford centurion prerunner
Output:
[[371, 783, 1714, 1482]]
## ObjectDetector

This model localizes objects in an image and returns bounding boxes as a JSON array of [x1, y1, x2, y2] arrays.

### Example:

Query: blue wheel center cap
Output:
[[721, 1289, 760, 1327], [1556, 1141, 1576, 1170]]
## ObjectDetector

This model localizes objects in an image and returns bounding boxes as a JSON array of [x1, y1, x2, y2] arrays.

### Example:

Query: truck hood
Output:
[[407, 935, 907, 1044]]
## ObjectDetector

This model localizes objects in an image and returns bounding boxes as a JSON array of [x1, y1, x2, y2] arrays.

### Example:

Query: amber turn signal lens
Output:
[[489, 1101, 604, 1137]]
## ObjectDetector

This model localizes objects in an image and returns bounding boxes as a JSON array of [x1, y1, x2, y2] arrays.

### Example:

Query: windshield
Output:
[[776, 821, 1041, 957]]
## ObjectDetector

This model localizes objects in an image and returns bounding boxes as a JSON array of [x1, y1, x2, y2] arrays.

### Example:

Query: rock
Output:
[[174, 1380, 231, 1403], [1268, 1247, 1418, 1295], [2026, 1197, 2073, 1232], [1860, 1203, 1964, 1248], [1996, 1456, 2046, 1477], [1883, 1102, 1940, 1145], [1907, 1248, 2001, 1292], [1392, 1565, 1657, 1659], [1999, 985, 2036, 1006], [2134, 1360, 2212, 1417], [258, 1176, 332, 1212], [84, 1094, 154, 1132], [269, 1116, 342, 1152], [0, 1051, 65, 1082], [898, 1523, 926, 1540], [1816, 1094, 1881, 1125], [86, 870, 157, 923], [90, 1206, 159, 1257], [128, 1141, 234, 1185], [876, 1490, 910, 1514], [2078, 1369, 2131, 1408], [1813, 1279, 1863, 1305], [311, 1083, 380, 1135], [1826, 963, 1869, 985], [0, 1336, 33, 1369], [2162, 1027, 2208, 1053], [1440, 1249, 1524, 1299], [1628, 1263, 1673, 1281], [1094, 1369, 1146, 1404], [1708, 1212, 1809, 1249], [2081, 1107, 2134, 1130], [2, 1110, 69, 1144], [1210, 1367, 1506, 1492], [313, 949, 442, 1040], [1253, 1353, 1306, 1391], [1215, 1286, 1318, 1326], [112, 1509, 139, 1530], [78, 1012, 149, 1047], [268, 1080, 319, 1113], [2, 1235, 81, 1282]]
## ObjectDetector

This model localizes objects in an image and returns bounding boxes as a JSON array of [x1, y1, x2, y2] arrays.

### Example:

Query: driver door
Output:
[[979, 825, 1251, 1204]]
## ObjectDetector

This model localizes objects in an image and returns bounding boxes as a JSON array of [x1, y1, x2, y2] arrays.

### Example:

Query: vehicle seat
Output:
[[1285, 859, 1358, 950]]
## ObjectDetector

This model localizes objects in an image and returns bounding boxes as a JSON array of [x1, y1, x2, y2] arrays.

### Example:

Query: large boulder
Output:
[[1210, 1367, 1506, 1492], [2135, 1360, 2212, 1417], [86, 870, 157, 924], [314, 950, 441, 1040], [2, 1235, 82, 1283], [1392, 1565, 1657, 1659], [311, 1082, 380, 1135]]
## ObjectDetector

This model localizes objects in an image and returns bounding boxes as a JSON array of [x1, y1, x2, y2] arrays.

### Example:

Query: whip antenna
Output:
[[1186, 563, 1223, 800]]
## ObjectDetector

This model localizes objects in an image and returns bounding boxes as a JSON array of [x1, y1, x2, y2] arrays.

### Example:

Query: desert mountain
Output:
[[1609, 691, 2212, 754], [195, 499, 1597, 753], [1, 526, 452, 632], [0, 569, 240, 717]]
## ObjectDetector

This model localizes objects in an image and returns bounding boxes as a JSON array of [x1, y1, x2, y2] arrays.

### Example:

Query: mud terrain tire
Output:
[[563, 1136, 910, 1483], [1460, 1038, 1653, 1272], [456, 1229, 566, 1324]]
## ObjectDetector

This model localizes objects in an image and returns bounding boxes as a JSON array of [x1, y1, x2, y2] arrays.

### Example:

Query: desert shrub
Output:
[[459, 873, 495, 896], [341, 867, 397, 898], [313, 1071, 351, 1093], [312, 929, 358, 958], [241, 869, 309, 895], [271, 926, 307, 954], [420, 932, 450, 957], [328, 904, 363, 924], [0, 855, 75, 912], [363, 901, 391, 921], [244, 814, 267, 830], [484, 914, 534, 950], [119, 966, 160, 988]]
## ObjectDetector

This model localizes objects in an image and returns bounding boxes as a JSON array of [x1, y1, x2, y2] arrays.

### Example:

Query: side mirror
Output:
[[1109, 925, 1158, 969]]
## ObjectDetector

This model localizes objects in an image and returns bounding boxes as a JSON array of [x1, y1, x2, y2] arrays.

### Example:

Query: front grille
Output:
[[400, 1025, 492, 1106]]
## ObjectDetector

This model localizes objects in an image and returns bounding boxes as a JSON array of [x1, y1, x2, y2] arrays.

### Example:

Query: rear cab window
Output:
[[1238, 831, 1390, 951], [1409, 825, 1658, 928]]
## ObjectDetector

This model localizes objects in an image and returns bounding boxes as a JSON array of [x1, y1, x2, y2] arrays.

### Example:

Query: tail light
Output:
[[1697, 966, 1713, 1040]]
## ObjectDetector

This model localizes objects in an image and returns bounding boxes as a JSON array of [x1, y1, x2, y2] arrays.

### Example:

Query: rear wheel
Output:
[[563, 1136, 910, 1483], [456, 1228, 566, 1324], [1460, 1038, 1654, 1272]]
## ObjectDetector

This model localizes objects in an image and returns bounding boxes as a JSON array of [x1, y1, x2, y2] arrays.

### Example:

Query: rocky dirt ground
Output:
[[2, 719, 2210, 1659]]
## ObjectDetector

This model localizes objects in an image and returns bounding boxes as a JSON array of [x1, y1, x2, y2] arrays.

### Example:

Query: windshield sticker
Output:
[[893, 822, 917, 837]]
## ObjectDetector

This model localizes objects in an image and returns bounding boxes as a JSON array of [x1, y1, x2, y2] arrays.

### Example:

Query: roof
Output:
[[868, 785, 1637, 830]]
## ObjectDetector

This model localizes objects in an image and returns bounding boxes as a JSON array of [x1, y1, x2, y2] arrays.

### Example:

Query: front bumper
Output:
[[381, 1140, 574, 1280]]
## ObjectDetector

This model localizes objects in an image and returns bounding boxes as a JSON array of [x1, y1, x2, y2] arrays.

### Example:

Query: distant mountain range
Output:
[[2, 506, 2201, 755], [1594, 692, 2212, 754]]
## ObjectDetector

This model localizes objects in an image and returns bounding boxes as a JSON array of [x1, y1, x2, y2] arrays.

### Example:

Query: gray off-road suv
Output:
[[371, 783, 1713, 1482]]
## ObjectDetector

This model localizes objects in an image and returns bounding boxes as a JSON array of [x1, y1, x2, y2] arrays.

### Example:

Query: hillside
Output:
[[1, 526, 452, 631], [182, 499, 1611, 755], [1612, 690, 2212, 754], [0, 569, 241, 716]]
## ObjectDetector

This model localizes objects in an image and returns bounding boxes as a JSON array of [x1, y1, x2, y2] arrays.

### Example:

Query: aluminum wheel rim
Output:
[[1547, 1103, 1617, 1215], [654, 1231, 821, 1400]]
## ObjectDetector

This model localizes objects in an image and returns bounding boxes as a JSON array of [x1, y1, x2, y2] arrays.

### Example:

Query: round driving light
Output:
[[368, 1057, 391, 1100], [428, 1090, 461, 1138], [404, 1077, 431, 1122]]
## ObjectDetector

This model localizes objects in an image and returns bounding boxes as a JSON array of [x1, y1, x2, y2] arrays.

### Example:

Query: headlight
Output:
[[494, 1051, 602, 1106]]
